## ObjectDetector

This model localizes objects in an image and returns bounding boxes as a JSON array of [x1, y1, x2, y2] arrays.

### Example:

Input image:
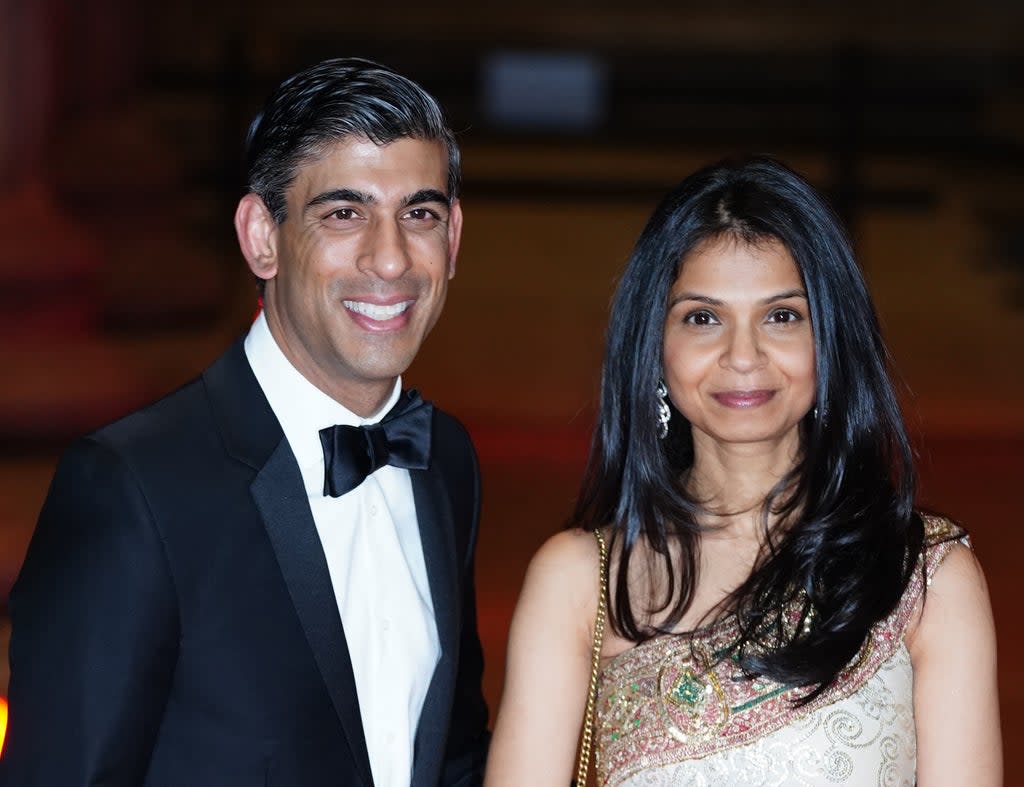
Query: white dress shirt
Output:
[[245, 312, 440, 787]]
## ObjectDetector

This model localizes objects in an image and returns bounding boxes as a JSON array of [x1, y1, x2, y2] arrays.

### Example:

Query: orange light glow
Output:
[[0, 696, 7, 757]]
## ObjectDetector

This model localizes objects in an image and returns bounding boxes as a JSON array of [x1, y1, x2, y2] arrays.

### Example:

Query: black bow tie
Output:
[[319, 390, 434, 498]]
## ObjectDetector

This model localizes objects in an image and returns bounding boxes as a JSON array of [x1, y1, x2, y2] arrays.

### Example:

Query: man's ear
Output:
[[446, 198, 463, 280], [235, 193, 278, 281]]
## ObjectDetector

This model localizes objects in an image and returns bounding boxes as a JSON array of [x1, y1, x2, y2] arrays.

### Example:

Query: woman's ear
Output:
[[235, 193, 278, 281]]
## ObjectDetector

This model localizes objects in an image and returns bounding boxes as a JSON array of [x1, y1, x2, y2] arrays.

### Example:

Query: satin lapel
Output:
[[409, 460, 459, 787], [251, 442, 374, 787], [204, 339, 373, 787]]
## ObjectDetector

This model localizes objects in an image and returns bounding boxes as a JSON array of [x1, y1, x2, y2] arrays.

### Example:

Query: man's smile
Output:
[[342, 299, 414, 321]]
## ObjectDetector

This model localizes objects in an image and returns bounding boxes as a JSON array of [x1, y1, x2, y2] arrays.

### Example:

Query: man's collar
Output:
[[243, 310, 401, 486]]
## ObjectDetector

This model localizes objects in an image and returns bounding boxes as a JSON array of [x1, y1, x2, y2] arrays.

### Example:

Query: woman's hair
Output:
[[571, 155, 924, 696]]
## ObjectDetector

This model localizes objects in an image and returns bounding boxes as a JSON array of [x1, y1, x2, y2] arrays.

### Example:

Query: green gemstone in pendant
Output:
[[667, 668, 707, 709]]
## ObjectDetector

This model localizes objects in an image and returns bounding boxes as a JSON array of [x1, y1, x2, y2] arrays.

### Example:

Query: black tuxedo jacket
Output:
[[1, 339, 489, 786]]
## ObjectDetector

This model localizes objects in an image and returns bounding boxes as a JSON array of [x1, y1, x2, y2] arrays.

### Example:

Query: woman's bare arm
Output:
[[908, 544, 1002, 786], [485, 529, 602, 786]]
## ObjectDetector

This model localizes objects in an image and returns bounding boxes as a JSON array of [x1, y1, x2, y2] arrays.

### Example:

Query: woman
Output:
[[485, 156, 1001, 786]]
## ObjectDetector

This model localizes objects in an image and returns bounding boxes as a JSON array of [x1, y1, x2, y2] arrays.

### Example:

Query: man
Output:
[[1, 58, 489, 786]]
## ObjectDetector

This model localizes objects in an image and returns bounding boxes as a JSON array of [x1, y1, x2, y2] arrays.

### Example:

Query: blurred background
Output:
[[1, 0, 1021, 775]]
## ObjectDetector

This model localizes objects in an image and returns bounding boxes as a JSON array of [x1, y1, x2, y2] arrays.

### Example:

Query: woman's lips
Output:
[[711, 389, 776, 408]]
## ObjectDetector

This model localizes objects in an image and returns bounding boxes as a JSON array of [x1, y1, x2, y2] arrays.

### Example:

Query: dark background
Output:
[[1, 0, 1021, 775]]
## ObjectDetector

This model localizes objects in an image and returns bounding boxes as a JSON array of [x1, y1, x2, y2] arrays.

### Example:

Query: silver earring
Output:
[[656, 380, 671, 439], [813, 403, 829, 423]]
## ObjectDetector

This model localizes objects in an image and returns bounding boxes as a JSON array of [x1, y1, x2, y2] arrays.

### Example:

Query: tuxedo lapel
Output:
[[409, 455, 459, 787], [204, 340, 374, 787], [252, 446, 374, 787]]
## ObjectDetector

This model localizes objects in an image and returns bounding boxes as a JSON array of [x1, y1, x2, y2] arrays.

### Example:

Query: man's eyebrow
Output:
[[306, 188, 375, 210], [404, 188, 451, 208]]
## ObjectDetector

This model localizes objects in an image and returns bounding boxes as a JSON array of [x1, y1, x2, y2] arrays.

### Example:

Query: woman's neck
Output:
[[686, 430, 801, 537]]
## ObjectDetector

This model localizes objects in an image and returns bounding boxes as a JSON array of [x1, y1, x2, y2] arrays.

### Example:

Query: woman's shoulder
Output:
[[903, 511, 988, 648], [525, 527, 605, 591], [508, 528, 609, 656], [920, 511, 968, 549], [916, 511, 974, 589]]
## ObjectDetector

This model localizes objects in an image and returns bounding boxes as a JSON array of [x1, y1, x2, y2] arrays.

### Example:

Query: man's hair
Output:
[[244, 57, 461, 223]]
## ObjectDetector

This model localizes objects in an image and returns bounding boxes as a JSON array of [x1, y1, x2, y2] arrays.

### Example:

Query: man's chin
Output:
[[343, 354, 418, 387]]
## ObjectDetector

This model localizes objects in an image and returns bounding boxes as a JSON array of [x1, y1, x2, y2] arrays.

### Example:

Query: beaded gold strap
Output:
[[574, 528, 608, 786]]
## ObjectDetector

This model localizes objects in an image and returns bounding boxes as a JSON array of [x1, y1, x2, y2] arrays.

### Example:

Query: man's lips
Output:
[[710, 389, 776, 408], [342, 299, 415, 330]]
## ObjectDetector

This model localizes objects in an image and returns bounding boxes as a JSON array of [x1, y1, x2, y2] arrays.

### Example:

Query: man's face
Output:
[[246, 137, 460, 414]]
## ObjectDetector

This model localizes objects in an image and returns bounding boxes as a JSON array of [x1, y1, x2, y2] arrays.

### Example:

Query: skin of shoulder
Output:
[[907, 543, 1002, 786], [484, 528, 603, 786]]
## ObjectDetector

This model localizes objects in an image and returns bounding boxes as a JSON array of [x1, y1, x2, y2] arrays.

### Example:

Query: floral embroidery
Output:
[[594, 515, 965, 786]]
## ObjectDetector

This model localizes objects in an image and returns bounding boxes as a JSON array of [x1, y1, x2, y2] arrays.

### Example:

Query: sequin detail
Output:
[[594, 514, 965, 786]]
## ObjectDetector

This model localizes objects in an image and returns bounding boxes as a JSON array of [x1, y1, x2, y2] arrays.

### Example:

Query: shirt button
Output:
[[369, 505, 378, 516], [382, 618, 391, 632]]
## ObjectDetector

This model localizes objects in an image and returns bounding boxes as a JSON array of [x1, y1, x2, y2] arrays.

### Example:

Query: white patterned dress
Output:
[[593, 515, 966, 787]]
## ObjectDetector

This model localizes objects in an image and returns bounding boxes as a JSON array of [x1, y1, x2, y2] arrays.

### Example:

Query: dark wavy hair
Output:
[[572, 155, 924, 696], [244, 56, 461, 224]]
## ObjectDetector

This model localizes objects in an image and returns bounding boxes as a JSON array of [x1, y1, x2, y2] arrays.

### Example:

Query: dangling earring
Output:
[[813, 403, 829, 424], [656, 380, 671, 439]]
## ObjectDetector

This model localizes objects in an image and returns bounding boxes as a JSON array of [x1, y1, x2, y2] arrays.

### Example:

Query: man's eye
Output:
[[329, 207, 358, 220], [406, 208, 439, 221]]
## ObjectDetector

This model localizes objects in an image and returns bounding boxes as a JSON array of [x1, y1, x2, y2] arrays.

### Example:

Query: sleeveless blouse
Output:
[[593, 514, 966, 787]]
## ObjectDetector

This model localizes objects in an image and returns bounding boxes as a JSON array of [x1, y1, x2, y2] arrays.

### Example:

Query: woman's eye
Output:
[[684, 310, 718, 326], [768, 309, 801, 324]]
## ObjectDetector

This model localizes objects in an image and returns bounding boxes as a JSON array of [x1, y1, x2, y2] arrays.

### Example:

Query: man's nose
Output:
[[357, 219, 413, 280]]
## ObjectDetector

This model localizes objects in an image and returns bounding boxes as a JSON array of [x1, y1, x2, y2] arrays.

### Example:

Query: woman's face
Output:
[[662, 235, 816, 455]]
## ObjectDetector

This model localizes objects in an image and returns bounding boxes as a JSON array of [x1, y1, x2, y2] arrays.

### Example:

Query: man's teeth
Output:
[[343, 300, 412, 320]]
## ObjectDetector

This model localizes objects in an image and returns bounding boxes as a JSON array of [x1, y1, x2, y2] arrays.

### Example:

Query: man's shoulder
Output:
[[431, 405, 472, 443], [84, 339, 249, 462], [430, 406, 477, 461], [425, 405, 479, 494], [91, 373, 210, 452]]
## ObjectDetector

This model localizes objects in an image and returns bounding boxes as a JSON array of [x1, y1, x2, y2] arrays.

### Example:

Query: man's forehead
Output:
[[288, 136, 448, 200]]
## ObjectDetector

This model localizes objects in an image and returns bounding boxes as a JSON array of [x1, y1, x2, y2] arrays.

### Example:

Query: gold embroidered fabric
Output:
[[594, 514, 965, 787]]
